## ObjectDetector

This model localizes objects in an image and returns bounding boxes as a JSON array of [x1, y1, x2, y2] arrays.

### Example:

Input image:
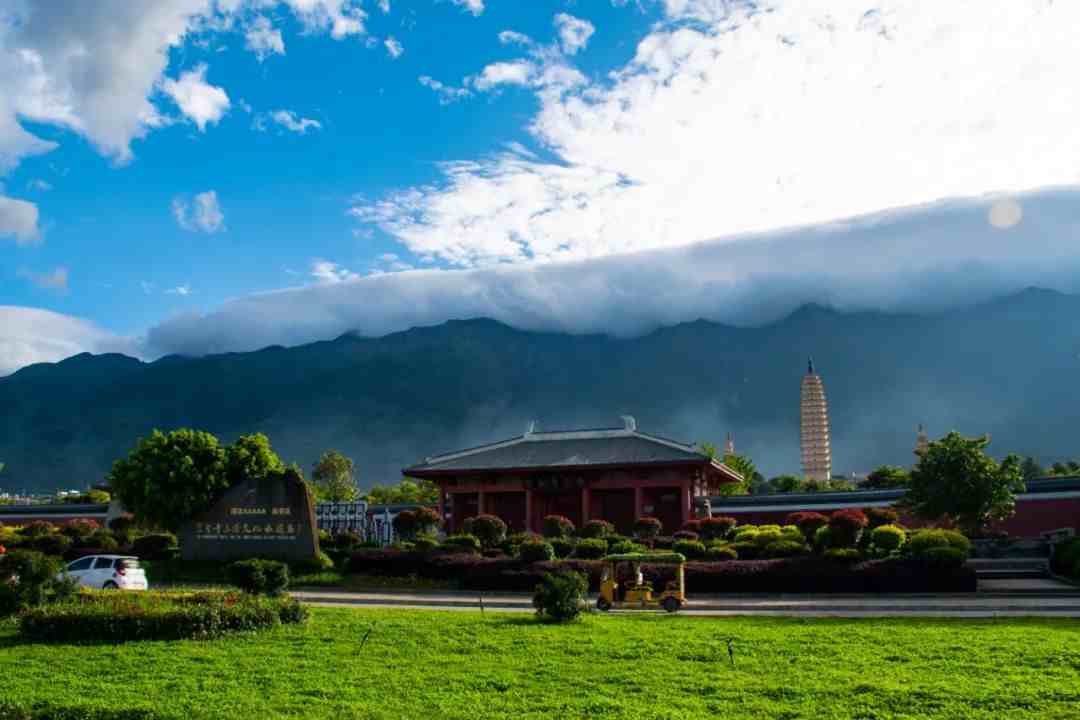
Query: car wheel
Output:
[[103, 581, 119, 590], [662, 596, 680, 613], [596, 597, 612, 612]]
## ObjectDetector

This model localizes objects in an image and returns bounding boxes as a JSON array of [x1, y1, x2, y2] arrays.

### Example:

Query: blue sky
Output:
[[3, 0, 1080, 373]]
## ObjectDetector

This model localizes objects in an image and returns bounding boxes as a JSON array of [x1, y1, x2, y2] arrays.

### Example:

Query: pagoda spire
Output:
[[807, 356, 815, 375], [724, 433, 735, 456]]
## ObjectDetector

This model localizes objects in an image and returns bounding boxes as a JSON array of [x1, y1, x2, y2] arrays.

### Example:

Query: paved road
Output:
[[292, 585, 1080, 617]]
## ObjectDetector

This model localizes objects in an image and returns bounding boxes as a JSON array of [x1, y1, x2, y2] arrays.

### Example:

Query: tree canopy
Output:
[[312, 450, 358, 502], [364, 477, 439, 505], [699, 443, 761, 495], [863, 465, 911, 489], [905, 431, 1025, 534]]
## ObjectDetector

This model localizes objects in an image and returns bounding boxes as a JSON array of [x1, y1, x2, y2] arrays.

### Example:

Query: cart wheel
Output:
[[596, 598, 612, 612], [662, 596, 680, 613]]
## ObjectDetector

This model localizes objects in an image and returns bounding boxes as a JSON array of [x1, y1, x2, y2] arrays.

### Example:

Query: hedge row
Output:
[[0, 702, 169, 720], [346, 550, 976, 593], [18, 591, 308, 644]]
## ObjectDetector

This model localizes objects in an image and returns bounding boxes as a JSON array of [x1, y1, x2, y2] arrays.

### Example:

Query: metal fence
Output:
[[313, 501, 402, 546]]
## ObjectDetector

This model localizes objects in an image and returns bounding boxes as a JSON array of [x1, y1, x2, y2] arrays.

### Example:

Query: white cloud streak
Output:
[[449, 0, 484, 17], [264, 110, 322, 134], [17, 266, 68, 292], [172, 190, 225, 233], [553, 13, 595, 55], [384, 36, 404, 58], [160, 64, 230, 132], [245, 15, 286, 60], [0, 195, 41, 245]]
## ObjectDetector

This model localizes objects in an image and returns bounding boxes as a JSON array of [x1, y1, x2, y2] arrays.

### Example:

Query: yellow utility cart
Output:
[[596, 552, 687, 613]]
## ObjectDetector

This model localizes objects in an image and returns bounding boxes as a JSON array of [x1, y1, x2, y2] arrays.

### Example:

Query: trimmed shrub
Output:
[[580, 520, 614, 539], [780, 525, 805, 542], [923, 546, 967, 570], [699, 516, 737, 541], [470, 514, 508, 548], [413, 507, 442, 537], [532, 571, 587, 623], [609, 540, 647, 554], [392, 510, 420, 541], [543, 515, 575, 539], [732, 526, 758, 543], [226, 559, 289, 596], [762, 540, 809, 559], [87, 529, 119, 551], [574, 538, 608, 559], [865, 507, 900, 529], [1050, 537, 1080, 578], [673, 530, 700, 541], [788, 511, 829, 541], [824, 548, 863, 562], [634, 517, 662, 541], [908, 529, 971, 559], [29, 533, 72, 557], [681, 520, 702, 534], [23, 521, 56, 538], [108, 516, 135, 534], [813, 525, 833, 551], [752, 529, 783, 547], [732, 541, 761, 560], [871, 524, 906, 553], [132, 533, 179, 561], [672, 539, 706, 559], [441, 534, 481, 554], [550, 537, 576, 559], [706, 545, 738, 561], [18, 591, 307, 643], [413, 536, 440, 552], [61, 519, 101, 541], [292, 551, 335, 574], [519, 540, 556, 563], [332, 530, 363, 551], [828, 509, 869, 547], [0, 550, 79, 616]]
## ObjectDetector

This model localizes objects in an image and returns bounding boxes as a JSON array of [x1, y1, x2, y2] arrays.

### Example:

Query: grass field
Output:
[[3, 609, 1080, 719]]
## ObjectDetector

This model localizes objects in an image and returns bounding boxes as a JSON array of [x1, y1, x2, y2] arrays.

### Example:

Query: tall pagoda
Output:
[[800, 358, 832, 482]]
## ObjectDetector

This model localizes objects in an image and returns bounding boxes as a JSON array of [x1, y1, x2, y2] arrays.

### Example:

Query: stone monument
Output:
[[179, 469, 320, 563]]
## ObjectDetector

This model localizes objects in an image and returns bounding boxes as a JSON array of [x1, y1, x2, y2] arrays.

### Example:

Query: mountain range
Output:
[[2, 287, 1078, 493]]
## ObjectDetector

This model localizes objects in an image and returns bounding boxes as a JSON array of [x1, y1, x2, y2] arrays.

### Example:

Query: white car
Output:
[[63, 555, 148, 590]]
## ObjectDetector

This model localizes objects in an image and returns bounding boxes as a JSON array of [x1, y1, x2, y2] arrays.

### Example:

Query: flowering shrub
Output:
[[542, 515, 575, 539], [23, 521, 56, 538], [580, 520, 614, 539], [469, 514, 508, 548], [865, 507, 900, 529], [413, 507, 442, 536], [573, 538, 608, 559], [519, 540, 556, 563], [828, 509, 869, 547], [60, 519, 101, 541], [870, 524, 906, 553], [634, 517, 662, 541], [672, 530, 700, 541], [672, 539, 706, 559], [787, 511, 829, 541]]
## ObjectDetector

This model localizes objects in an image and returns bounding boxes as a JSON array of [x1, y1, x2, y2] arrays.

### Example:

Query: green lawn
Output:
[[3, 609, 1079, 719]]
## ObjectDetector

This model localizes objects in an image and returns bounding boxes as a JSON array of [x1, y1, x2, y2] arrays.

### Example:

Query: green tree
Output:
[[905, 431, 1025, 535], [771, 475, 804, 493], [364, 477, 439, 505], [224, 433, 285, 487], [699, 443, 760, 496], [1019, 456, 1044, 481], [863, 465, 910, 489], [312, 450, 358, 502], [107, 429, 229, 532]]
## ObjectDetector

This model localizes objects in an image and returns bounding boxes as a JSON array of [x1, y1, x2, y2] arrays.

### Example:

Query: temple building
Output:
[[800, 358, 832, 481], [915, 424, 929, 457], [404, 417, 743, 535]]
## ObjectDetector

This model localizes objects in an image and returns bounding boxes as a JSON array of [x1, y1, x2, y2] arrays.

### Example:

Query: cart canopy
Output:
[[602, 552, 686, 564]]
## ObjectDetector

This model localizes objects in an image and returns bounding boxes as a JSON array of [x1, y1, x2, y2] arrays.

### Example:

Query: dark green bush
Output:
[[871, 524, 906, 553], [413, 536, 439, 552], [226, 559, 290, 596], [292, 551, 335, 574], [550, 537, 576, 559], [61, 519, 101, 541], [672, 530, 699, 541], [87, 529, 119, 551], [762, 540, 808, 559], [532, 571, 587, 623], [672, 539, 706, 559], [923, 546, 967, 570], [1050, 537, 1080, 578], [705, 544, 738, 561], [608, 540, 647, 554], [29, 533, 72, 557], [22, 521, 56, 538], [469, 514, 508, 548], [519, 540, 555, 563], [865, 507, 900, 528], [108, 516, 135, 534], [18, 591, 308, 643], [0, 550, 79, 616], [813, 525, 833, 551], [634, 517, 662, 541], [580, 520, 614, 539], [824, 548, 862, 562], [132, 533, 179, 561], [441, 534, 481, 554], [574, 538, 608, 559], [699, 516, 737, 541], [542, 515, 575, 539], [908, 529, 971, 559], [332, 530, 363, 550]]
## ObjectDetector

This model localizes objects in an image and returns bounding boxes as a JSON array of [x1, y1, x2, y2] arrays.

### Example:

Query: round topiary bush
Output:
[[333, 530, 363, 551], [787, 511, 829, 541], [60, 519, 100, 541], [532, 571, 587, 623], [292, 551, 336, 575], [542, 515, 575, 539], [871, 524, 906, 553], [519, 540, 555, 563], [673, 530, 700, 541], [865, 507, 900, 528], [227, 559, 289, 596], [672, 539, 706, 559], [780, 525, 805, 543], [413, 536, 440, 552], [941, 530, 972, 555], [470, 514, 508, 548], [732, 527, 759, 544], [752, 528, 783, 547], [87, 530, 119, 551], [813, 525, 833, 551], [634, 517, 662, 541], [441, 534, 482, 554], [732, 541, 760, 559], [761, 540, 808, 559], [923, 546, 967, 570], [699, 516, 737, 541], [580, 520, 614, 539], [608, 540, 647, 555], [681, 520, 702, 534], [413, 507, 442, 536], [574, 538, 608, 559], [828, 509, 869, 547], [132, 532, 179, 561], [705, 544, 738, 561], [392, 510, 420, 541], [550, 537, 576, 559], [22, 521, 56, 539]]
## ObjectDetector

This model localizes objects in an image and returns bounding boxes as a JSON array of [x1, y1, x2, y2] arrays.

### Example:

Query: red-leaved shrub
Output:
[[542, 515, 575, 539], [788, 511, 829, 541], [829, 509, 869, 547], [865, 507, 900, 529], [634, 517, 663, 541], [699, 517, 737, 541]]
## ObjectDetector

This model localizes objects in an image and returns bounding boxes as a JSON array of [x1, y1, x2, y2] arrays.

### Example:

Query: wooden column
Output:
[[525, 489, 533, 533], [681, 483, 692, 528], [581, 486, 591, 524], [438, 486, 447, 533], [478, 490, 486, 516], [634, 486, 644, 520]]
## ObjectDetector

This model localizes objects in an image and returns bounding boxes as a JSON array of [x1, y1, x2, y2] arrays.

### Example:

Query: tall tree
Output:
[[108, 429, 229, 532], [905, 431, 1025, 535], [224, 433, 285, 486], [1019, 456, 1044, 482], [699, 442, 760, 495], [771, 475, 805, 493], [364, 478, 439, 505], [312, 450, 358, 502], [862, 465, 910, 489]]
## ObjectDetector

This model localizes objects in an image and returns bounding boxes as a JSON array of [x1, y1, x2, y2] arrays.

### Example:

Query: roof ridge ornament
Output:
[[525, 420, 537, 438], [620, 415, 637, 432]]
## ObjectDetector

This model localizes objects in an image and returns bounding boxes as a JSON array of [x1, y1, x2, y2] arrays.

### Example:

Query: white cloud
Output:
[[245, 16, 285, 60], [172, 190, 225, 233], [263, 110, 322, 134], [0, 306, 136, 377], [378, 0, 390, 13], [161, 64, 230, 132], [26, 179, 52, 192], [17, 266, 68, 293], [352, 1, 1080, 268], [310, 259, 359, 283], [282, 0, 367, 39], [449, 0, 484, 17], [418, 76, 472, 104], [166, 284, 194, 296], [384, 36, 404, 59], [498, 30, 533, 46], [0, 195, 41, 245], [553, 13, 595, 55]]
